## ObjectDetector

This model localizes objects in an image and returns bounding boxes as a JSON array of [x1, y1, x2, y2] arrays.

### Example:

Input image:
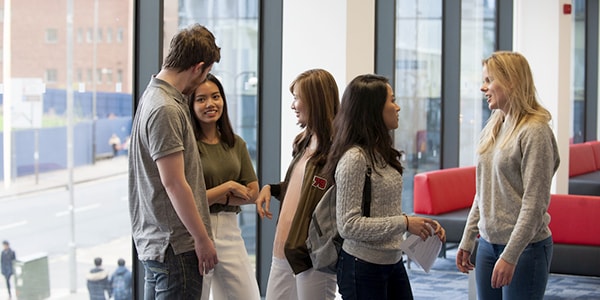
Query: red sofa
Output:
[[569, 141, 600, 196], [413, 167, 600, 276], [413, 166, 476, 257], [547, 194, 600, 276]]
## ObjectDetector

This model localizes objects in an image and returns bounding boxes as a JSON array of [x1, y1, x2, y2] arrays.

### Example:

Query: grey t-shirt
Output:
[[128, 76, 212, 262]]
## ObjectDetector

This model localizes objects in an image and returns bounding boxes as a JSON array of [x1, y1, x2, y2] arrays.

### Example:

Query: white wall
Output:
[[513, 0, 572, 194], [279, 0, 375, 176]]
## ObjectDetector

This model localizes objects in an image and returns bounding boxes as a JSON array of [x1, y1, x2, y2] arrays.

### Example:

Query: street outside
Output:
[[0, 156, 130, 300]]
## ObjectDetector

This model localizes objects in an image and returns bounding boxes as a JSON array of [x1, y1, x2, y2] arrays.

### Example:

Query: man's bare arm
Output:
[[156, 151, 217, 274]]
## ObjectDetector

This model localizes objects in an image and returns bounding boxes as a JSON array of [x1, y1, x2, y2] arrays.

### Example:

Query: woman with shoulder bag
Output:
[[324, 74, 446, 300]]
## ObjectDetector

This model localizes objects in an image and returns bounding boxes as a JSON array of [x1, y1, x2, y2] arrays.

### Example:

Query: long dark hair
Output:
[[324, 74, 403, 182], [289, 69, 339, 165], [188, 73, 235, 148]]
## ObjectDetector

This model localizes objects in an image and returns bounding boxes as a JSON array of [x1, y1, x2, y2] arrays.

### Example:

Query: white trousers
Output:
[[201, 212, 261, 300], [265, 256, 336, 300]]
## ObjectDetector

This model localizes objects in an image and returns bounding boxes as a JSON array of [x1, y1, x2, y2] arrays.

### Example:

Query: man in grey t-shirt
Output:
[[128, 23, 220, 299]]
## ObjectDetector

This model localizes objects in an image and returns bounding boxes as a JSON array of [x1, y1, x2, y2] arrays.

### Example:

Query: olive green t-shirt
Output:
[[197, 135, 257, 214]]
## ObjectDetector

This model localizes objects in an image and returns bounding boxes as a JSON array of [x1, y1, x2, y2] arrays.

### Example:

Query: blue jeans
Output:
[[337, 249, 413, 300], [476, 236, 553, 300], [142, 245, 203, 300]]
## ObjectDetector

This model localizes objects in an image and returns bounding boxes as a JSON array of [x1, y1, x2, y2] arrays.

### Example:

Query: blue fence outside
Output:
[[0, 118, 131, 181], [0, 89, 132, 118], [0, 88, 133, 180], [42, 89, 132, 118]]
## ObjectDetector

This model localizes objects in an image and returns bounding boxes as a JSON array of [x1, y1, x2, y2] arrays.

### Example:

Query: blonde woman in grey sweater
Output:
[[456, 52, 560, 300], [324, 74, 445, 300]]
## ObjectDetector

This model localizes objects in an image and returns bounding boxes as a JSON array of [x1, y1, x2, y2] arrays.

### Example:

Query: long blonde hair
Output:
[[478, 51, 552, 154]]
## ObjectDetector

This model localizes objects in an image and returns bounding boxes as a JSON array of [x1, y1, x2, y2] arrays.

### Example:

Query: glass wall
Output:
[[458, 0, 496, 166], [573, 0, 585, 144], [164, 0, 260, 260], [395, 0, 443, 213], [0, 0, 133, 296], [395, 0, 500, 211]]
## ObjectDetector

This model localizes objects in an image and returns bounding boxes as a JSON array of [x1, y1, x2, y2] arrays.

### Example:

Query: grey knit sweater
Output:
[[335, 147, 408, 265], [459, 120, 560, 264]]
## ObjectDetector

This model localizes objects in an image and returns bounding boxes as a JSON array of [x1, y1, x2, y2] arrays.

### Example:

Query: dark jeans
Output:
[[142, 245, 203, 300], [476, 236, 553, 300], [3, 274, 11, 296], [337, 249, 413, 300]]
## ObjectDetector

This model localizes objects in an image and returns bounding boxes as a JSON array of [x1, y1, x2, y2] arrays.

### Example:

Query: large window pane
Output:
[[395, 0, 442, 213], [0, 0, 133, 297], [164, 0, 260, 262], [459, 0, 496, 166], [573, 0, 585, 144]]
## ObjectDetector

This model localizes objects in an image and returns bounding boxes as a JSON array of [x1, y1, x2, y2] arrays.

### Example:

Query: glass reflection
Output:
[[165, 0, 260, 256], [395, 0, 442, 213], [459, 0, 496, 166], [572, 0, 585, 144]]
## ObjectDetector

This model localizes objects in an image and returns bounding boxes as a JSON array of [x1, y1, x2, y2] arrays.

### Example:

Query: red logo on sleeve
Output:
[[312, 176, 327, 190]]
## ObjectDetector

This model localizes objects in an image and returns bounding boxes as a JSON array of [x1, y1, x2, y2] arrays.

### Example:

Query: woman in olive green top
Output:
[[189, 74, 260, 300]]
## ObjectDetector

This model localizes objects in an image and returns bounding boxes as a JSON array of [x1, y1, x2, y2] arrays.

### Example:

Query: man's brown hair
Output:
[[163, 24, 221, 72]]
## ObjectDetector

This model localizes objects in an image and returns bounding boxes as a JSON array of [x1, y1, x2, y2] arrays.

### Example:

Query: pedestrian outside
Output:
[[110, 258, 132, 300], [1, 241, 15, 299], [86, 257, 111, 300]]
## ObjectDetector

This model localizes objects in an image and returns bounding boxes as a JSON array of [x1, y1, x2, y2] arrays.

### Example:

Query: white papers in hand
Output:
[[400, 234, 442, 273]]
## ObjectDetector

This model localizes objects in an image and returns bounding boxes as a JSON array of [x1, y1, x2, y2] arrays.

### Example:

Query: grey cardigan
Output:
[[336, 147, 409, 265]]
